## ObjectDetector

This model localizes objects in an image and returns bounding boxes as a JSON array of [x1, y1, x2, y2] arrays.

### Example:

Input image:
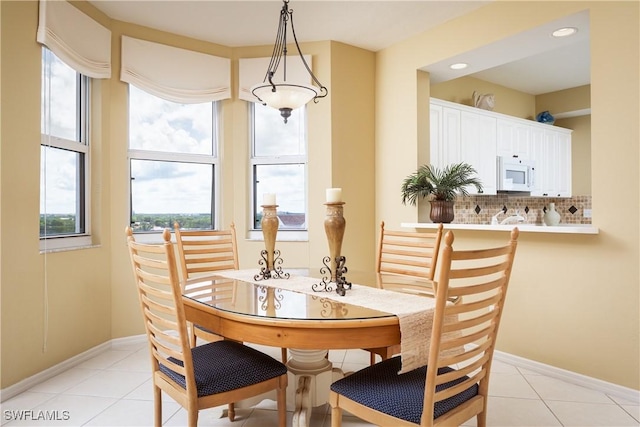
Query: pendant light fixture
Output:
[[251, 0, 328, 123]]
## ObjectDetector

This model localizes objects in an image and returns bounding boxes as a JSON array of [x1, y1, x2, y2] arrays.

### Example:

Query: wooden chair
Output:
[[126, 227, 287, 427], [174, 222, 289, 363], [174, 222, 239, 347], [365, 221, 444, 364], [330, 228, 519, 427]]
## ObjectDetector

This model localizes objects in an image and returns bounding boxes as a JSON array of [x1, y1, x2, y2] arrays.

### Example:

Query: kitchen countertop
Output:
[[401, 222, 599, 235]]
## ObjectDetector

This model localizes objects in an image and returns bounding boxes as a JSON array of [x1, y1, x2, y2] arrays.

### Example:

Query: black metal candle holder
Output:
[[254, 249, 290, 281], [313, 255, 351, 296]]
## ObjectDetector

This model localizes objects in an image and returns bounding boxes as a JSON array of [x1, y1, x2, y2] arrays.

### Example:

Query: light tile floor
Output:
[[2, 341, 638, 427]]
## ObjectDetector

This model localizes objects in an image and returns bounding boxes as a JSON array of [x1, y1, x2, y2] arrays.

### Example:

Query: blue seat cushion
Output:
[[160, 340, 288, 397], [330, 356, 478, 423]]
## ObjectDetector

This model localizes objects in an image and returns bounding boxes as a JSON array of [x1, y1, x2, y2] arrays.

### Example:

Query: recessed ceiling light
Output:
[[552, 27, 578, 37], [450, 63, 468, 70]]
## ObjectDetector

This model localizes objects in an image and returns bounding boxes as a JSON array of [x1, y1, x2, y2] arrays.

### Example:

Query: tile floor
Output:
[[1, 340, 638, 427]]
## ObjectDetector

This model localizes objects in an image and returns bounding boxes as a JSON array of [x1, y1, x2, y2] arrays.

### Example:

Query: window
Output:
[[40, 48, 91, 249], [128, 86, 218, 232], [251, 103, 307, 232]]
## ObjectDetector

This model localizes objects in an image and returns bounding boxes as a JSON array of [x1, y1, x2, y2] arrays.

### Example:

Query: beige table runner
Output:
[[214, 269, 436, 373]]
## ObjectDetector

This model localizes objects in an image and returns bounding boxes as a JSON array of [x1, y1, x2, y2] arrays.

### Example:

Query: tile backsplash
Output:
[[451, 195, 592, 225]]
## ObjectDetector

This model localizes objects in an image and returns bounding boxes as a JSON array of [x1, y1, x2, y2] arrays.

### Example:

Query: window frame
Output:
[[39, 48, 92, 252], [127, 89, 221, 239], [248, 103, 309, 242]]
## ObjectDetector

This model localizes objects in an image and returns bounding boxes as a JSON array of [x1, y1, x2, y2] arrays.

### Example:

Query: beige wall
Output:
[[376, 1, 639, 389], [431, 75, 536, 119], [537, 84, 590, 116]]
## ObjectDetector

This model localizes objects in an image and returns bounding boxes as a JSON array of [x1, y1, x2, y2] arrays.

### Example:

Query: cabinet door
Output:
[[497, 118, 531, 159], [554, 132, 572, 197], [529, 126, 548, 196], [430, 103, 461, 168], [530, 127, 572, 197], [461, 111, 497, 195]]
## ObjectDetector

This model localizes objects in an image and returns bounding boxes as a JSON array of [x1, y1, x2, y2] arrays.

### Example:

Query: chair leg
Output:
[[153, 387, 162, 427], [331, 405, 342, 427], [477, 411, 487, 427], [277, 380, 287, 427], [281, 348, 288, 363], [187, 406, 198, 427], [369, 351, 376, 365], [228, 403, 235, 421]]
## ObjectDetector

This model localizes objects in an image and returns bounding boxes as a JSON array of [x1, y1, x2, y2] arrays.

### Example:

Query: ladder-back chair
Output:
[[366, 221, 444, 364], [174, 222, 239, 347], [330, 228, 519, 427], [126, 227, 287, 427]]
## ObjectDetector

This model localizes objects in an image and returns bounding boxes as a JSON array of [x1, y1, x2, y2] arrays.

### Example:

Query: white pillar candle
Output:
[[263, 193, 276, 206], [326, 188, 342, 203]]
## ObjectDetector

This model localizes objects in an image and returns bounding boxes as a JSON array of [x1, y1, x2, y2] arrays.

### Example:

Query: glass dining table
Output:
[[181, 269, 436, 427]]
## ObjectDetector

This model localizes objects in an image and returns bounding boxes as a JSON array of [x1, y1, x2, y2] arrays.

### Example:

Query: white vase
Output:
[[543, 203, 561, 226]]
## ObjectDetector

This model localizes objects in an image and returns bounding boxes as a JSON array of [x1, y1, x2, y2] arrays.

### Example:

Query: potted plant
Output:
[[401, 162, 483, 223]]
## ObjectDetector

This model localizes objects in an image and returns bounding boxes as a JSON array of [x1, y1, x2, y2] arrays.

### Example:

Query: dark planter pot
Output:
[[430, 200, 455, 223]]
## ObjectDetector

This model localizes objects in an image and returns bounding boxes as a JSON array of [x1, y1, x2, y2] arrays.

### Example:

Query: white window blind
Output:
[[121, 36, 231, 104], [36, 0, 111, 79], [238, 56, 312, 103]]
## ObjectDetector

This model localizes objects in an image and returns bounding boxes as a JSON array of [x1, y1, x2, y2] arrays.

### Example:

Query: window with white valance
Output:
[[36, 0, 111, 79], [120, 36, 231, 104], [238, 56, 312, 103]]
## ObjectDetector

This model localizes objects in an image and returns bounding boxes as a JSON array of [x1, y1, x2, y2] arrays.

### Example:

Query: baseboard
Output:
[[0, 341, 111, 402], [0, 335, 147, 403], [494, 350, 640, 404]]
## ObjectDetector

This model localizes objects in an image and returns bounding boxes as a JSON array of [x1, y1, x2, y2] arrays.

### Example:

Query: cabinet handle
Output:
[[543, 193, 548, 196]]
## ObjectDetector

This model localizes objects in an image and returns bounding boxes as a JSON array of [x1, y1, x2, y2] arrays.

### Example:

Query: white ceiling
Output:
[[89, 1, 590, 96]]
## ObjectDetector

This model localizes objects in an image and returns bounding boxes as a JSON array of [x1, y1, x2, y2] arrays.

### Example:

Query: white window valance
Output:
[[36, 0, 111, 79], [238, 56, 312, 103], [120, 36, 230, 104]]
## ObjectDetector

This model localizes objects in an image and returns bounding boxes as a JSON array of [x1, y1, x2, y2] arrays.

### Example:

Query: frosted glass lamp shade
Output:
[[251, 82, 321, 122]]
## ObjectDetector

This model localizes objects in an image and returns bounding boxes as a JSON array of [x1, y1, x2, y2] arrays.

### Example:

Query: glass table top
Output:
[[183, 269, 436, 322]]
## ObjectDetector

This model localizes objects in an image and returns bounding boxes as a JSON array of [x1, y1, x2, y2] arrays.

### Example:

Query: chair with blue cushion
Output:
[[330, 228, 519, 427], [126, 227, 288, 427], [174, 222, 289, 363]]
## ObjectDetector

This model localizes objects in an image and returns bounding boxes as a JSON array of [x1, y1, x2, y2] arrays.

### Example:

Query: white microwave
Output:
[[497, 156, 535, 192]]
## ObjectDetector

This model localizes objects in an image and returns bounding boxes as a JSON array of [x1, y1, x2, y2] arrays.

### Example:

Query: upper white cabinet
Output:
[[530, 126, 572, 197], [430, 103, 461, 168], [430, 99, 496, 195], [460, 111, 497, 195], [497, 118, 531, 160], [430, 98, 572, 198]]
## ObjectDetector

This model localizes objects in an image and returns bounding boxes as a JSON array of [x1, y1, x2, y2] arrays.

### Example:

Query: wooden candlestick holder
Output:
[[313, 202, 351, 296], [255, 204, 289, 280]]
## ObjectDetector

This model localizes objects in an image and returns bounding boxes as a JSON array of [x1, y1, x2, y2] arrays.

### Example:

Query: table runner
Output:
[[213, 269, 436, 373]]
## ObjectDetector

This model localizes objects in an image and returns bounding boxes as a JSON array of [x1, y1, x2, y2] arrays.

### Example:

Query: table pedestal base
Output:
[[286, 349, 344, 427]]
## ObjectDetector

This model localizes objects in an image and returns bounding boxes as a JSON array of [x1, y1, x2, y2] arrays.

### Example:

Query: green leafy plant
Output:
[[401, 162, 483, 205]]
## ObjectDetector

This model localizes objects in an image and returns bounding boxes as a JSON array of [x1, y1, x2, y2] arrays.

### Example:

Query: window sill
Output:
[[247, 230, 308, 242], [39, 235, 98, 253]]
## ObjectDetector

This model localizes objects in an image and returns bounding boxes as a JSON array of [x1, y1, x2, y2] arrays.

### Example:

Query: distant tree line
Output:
[[131, 213, 213, 231]]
